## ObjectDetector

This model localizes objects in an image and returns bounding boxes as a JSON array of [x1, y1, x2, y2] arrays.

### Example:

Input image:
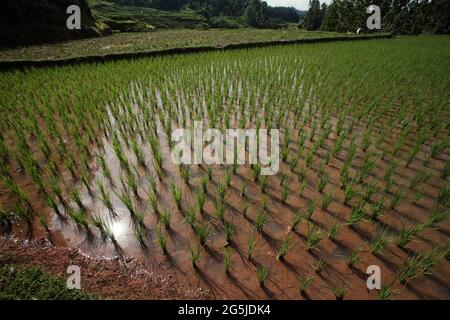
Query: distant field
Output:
[[0, 28, 348, 62]]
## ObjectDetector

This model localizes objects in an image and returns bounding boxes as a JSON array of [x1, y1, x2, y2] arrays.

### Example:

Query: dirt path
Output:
[[0, 237, 211, 300]]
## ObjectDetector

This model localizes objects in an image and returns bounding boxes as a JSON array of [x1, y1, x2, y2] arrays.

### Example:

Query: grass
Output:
[[0, 264, 97, 300], [298, 275, 314, 295]]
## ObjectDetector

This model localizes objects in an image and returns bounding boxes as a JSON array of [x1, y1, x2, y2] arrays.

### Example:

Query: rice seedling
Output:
[[306, 200, 315, 221], [179, 164, 191, 185], [170, 183, 182, 210], [331, 282, 350, 300], [343, 184, 357, 206], [195, 188, 206, 212], [396, 224, 421, 248], [328, 220, 344, 241], [260, 176, 268, 194], [371, 198, 385, 220], [370, 227, 391, 254], [347, 249, 361, 267], [318, 174, 328, 193], [239, 179, 247, 198], [312, 258, 327, 275], [194, 221, 212, 246], [39, 215, 50, 233], [201, 174, 209, 193], [348, 202, 367, 226], [290, 212, 302, 232], [242, 198, 250, 217], [156, 227, 168, 254], [409, 170, 430, 190], [436, 186, 449, 208], [306, 223, 323, 252], [281, 183, 290, 204], [377, 283, 399, 300], [247, 232, 257, 259], [131, 138, 145, 167], [390, 189, 404, 210], [223, 220, 235, 245], [160, 207, 171, 229], [299, 180, 307, 198], [256, 265, 268, 287], [298, 275, 314, 295], [322, 192, 332, 211], [276, 235, 293, 260], [223, 247, 232, 274], [189, 242, 201, 269], [426, 207, 448, 227], [255, 209, 268, 234]]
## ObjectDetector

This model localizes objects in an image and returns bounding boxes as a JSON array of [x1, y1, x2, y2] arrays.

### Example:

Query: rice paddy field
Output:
[[0, 35, 449, 300]]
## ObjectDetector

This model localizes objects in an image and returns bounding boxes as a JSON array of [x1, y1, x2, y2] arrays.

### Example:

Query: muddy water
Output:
[[42, 87, 450, 300]]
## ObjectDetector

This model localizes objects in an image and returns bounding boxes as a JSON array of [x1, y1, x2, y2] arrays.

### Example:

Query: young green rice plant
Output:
[[170, 183, 182, 210], [189, 242, 201, 269], [214, 199, 227, 224], [371, 198, 385, 220], [390, 189, 404, 210], [306, 223, 323, 252], [247, 232, 257, 259], [239, 179, 247, 198], [223, 220, 235, 245], [411, 187, 424, 204], [277, 235, 293, 260], [89, 215, 110, 239], [322, 192, 332, 211], [396, 254, 424, 285], [242, 198, 250, 217], [347, 248, 362, 267], [255, 209, 268, 234], [409, 170, 430, 190], [299, 180, 307, 198], [377, 283, 399, 300], [348, 202, 367, 226], [396, 224, 420, 248], [39, 215, 50, 233], [339, 164, 351, 190], [290, 212, 302, 232], [261, 196, 269, 211], [179, 164, 191, 185], [183, 205, 197, 229], [206, 166, 213, 181], [441, 159, 450, 179], [195, 188, 206, 212], [331, 282, 350, 300], [298, 274, 314, 296], [384, 160, 397, 192], [426, 206, 448, 227], [223, 247, 232, 274], [363, 181, 377, 202], [1, 175, 32, 209], [217, 183, 228, 203], [343, 184, 357, 207], [328, 220, 344, 241], [436, 186, 449, 208], [260, 175, 268, 194], [306, 199, 315, 221], [194, 221, 212, 246], [131, 138, 146, 167], [358, 152, 375, 183], [318, 174, 328, 193], [156, 227, 168, 254], [224, 169, 232, 187], [312, 258, 327, 274], [370, 227, 391, 254], [252, 163, 261, 182], [256, 265, 268, 287], [160, 207, 171, 229], [68, 185, 84, 210], [279, 171, 288, 186], [201, 174, 208, 193], [281, 183, 290, 204]]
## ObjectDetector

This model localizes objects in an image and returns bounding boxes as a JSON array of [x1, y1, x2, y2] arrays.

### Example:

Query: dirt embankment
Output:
[[0, 237, 211, 300]]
